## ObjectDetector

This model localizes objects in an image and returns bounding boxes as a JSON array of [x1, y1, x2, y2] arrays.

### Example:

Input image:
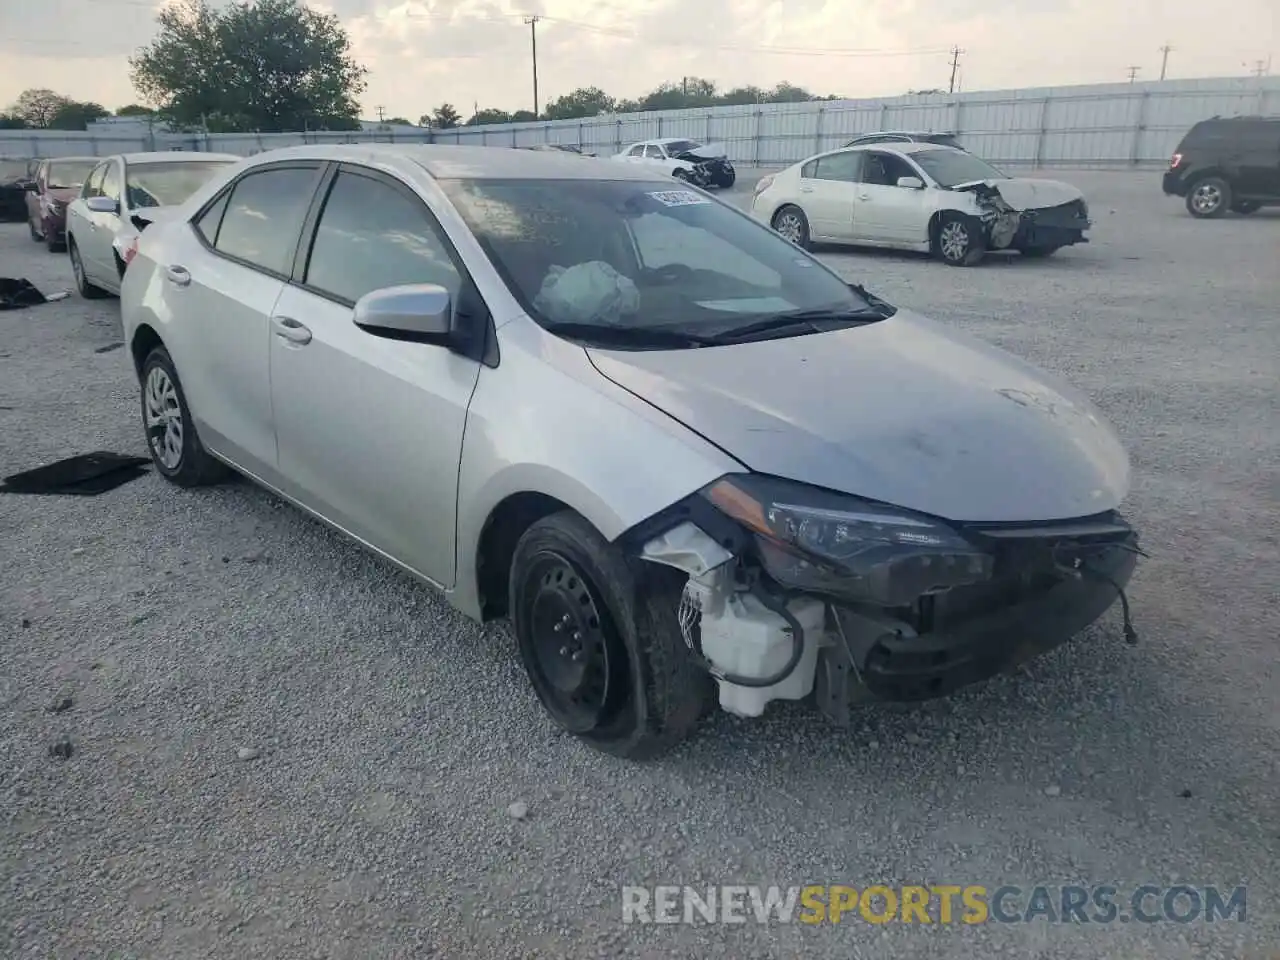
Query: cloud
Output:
[[1, 0, 1275, 118]]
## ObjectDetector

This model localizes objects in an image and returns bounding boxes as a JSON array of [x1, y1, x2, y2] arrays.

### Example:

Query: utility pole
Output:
[[1126, 66, 1140, 83], [523, 16, 541, 117], [1253, 57, 1271, 77], [948, 47, 964, 94], [1158, 45, 1172, 80], [375, 105, 385, 122]]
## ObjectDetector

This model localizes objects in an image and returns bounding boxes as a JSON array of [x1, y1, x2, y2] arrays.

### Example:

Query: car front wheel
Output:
[[139, 346, 229, 487], [771, 204, 811, 249], [509, 511, 712, 760], [934, 213, 986, 266], [69, 238, 108, 299]]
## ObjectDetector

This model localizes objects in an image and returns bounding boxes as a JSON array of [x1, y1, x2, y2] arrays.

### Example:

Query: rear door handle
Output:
[[800, 185, 814, 193], [273, 316, 312, 345], [165, 265, 190, 286]]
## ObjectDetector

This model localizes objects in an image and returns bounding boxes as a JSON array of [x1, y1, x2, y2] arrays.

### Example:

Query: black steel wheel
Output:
[[519, 553, 623, 733], [510, 511, 712, 760]]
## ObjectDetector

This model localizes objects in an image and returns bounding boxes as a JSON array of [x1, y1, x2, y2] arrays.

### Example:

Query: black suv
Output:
[[1162, 116, 1280, 218]]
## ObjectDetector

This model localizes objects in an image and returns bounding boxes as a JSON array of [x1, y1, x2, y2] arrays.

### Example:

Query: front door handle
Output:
[[858, 193, 871, 200], [800, 185, 813, 193], [273, 316, 312, 345], [165, 265, 190, 286]]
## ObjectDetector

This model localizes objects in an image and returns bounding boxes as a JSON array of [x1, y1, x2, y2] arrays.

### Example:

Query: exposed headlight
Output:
[[701, 474, 994, 607]]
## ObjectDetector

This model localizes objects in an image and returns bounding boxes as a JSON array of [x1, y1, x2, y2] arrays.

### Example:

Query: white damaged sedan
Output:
[[751, 143, 1091, 266]]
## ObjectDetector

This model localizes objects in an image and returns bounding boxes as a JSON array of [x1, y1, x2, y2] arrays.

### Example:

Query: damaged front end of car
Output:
[[625, 474, 1141, 725], [960, 182, 1092, 252], [673, 148, 736, 189]]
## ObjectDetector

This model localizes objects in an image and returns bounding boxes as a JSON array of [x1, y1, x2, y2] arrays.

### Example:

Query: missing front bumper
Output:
[[814, 546, 1137, 723]]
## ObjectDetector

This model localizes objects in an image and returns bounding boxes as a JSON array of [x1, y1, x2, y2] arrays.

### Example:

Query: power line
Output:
[[1158, 44, 1173, 81], [523, 15, 540, 118], [1126, 65, 1140, 83], [948, 46, 964, 93]]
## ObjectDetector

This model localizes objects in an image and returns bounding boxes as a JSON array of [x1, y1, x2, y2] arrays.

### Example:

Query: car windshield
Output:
[[438, 177, 874, 339], [663, 140, 702, 155], [47, 160, 98, 189], [125, 160, 233, 208], [912, 149, 1006, 187]]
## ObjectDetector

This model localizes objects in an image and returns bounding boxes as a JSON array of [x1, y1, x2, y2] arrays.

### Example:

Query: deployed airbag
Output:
[[533, 261, 640, 326]]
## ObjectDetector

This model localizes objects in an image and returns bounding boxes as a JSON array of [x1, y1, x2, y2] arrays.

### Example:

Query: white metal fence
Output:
[[3, 76, 1277, 168]]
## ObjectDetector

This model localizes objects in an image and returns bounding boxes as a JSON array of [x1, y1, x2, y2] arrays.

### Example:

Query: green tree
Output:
[[13, 88, 70, 128], [431, 103, 461, 129], [0, 112, 27, 129], [49, 101, 111, 130], [130, 0, 366, 133], [509, 109, 538, 122], [764, 82, 813, 103], [116, 104, 156, 116], [383, 116, 412, 125], [467, 108, 511, 126], [543, 86, 615, 121], [718, 85, 766, 105]]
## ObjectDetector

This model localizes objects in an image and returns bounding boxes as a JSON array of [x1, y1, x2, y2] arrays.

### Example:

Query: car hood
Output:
[[585, 310, 1130, 523], [676, 143, 728, 161], [952, 177, 1083, 210]]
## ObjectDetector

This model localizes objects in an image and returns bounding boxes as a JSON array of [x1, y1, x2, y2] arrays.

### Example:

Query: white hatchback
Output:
[[750, 143, 1091, 266]]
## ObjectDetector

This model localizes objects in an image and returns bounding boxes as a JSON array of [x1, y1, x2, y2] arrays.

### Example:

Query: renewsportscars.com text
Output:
[[621, 884, 1247, 925]]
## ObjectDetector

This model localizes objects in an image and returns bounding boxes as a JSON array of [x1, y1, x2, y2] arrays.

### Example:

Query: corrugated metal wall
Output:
[[4, 76, 1277, 167]]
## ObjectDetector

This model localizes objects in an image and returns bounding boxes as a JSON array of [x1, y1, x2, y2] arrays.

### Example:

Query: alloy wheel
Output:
[[775, 212, 803, 244], [144, 365, 184, 470], [1191, 182, 1222, 215], [939, 220, 970, 261]]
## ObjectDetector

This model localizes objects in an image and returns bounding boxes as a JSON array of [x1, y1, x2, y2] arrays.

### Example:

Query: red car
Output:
[[25, 156, 98, 251]]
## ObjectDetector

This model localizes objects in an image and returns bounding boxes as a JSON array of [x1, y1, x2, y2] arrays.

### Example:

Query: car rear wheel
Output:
[[509, 511, 712, 760], [1186, 176, 1230, 218], [139, 346, 230, 487], [934, 213, 986, 266], [69, 239, 108, 299], [771, 204, 812, 250]]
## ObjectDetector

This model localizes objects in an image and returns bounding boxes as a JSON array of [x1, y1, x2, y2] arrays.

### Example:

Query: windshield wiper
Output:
[[701, 306, 889, 344], [540, 320, 719, 348]]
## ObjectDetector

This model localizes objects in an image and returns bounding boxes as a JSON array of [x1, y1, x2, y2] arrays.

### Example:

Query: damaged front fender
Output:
[[956, 179, 1092, 251]]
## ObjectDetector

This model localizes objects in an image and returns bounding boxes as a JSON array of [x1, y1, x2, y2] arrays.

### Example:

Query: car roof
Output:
[[238, 143, 681, 181], [843, 141, 958, 155], [119, 152, 242, 164]]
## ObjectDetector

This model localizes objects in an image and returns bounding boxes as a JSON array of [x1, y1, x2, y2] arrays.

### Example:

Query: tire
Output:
[[717, 170, 736, 189], [69, 238, 107, 300], [771, 204, 812, 250], [933, 213, 986, 266], [1020, 245, 1061, 258], [1230, 200, 1260, 215], [1186, 176, 1230, 219], [139, 346, 230, 487], [46, 222, 62, 253], [28, 217, 41, 243], [509, 511, 713, 760], [671, 169, 691, 182]]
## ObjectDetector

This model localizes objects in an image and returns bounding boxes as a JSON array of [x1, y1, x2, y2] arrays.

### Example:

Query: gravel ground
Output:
[[1, 170, 1278, 960]]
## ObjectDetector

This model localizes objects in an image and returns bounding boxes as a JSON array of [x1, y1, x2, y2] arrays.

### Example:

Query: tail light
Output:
[[753, 174, 774, 195], [1170, 153, 1182, 169]]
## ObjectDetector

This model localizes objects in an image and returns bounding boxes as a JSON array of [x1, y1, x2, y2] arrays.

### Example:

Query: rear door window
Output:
[[212, 165, 321, 276], [812, 151, 862, 182]]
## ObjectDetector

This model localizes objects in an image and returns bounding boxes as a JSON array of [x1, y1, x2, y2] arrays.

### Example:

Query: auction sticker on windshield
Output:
[[647, 190, 710, 206]]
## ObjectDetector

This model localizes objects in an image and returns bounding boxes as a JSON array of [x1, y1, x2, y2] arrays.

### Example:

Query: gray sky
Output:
[[2, 0, 1276, 120]]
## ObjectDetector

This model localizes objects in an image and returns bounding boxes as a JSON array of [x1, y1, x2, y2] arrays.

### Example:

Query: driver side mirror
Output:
[[85, 196, 119, 214], [896, 176, 925, 190], [353, 284, 453, 342]]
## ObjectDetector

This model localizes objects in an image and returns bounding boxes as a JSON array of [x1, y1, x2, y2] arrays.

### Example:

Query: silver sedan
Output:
[[120, 144, 1142, 759]]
